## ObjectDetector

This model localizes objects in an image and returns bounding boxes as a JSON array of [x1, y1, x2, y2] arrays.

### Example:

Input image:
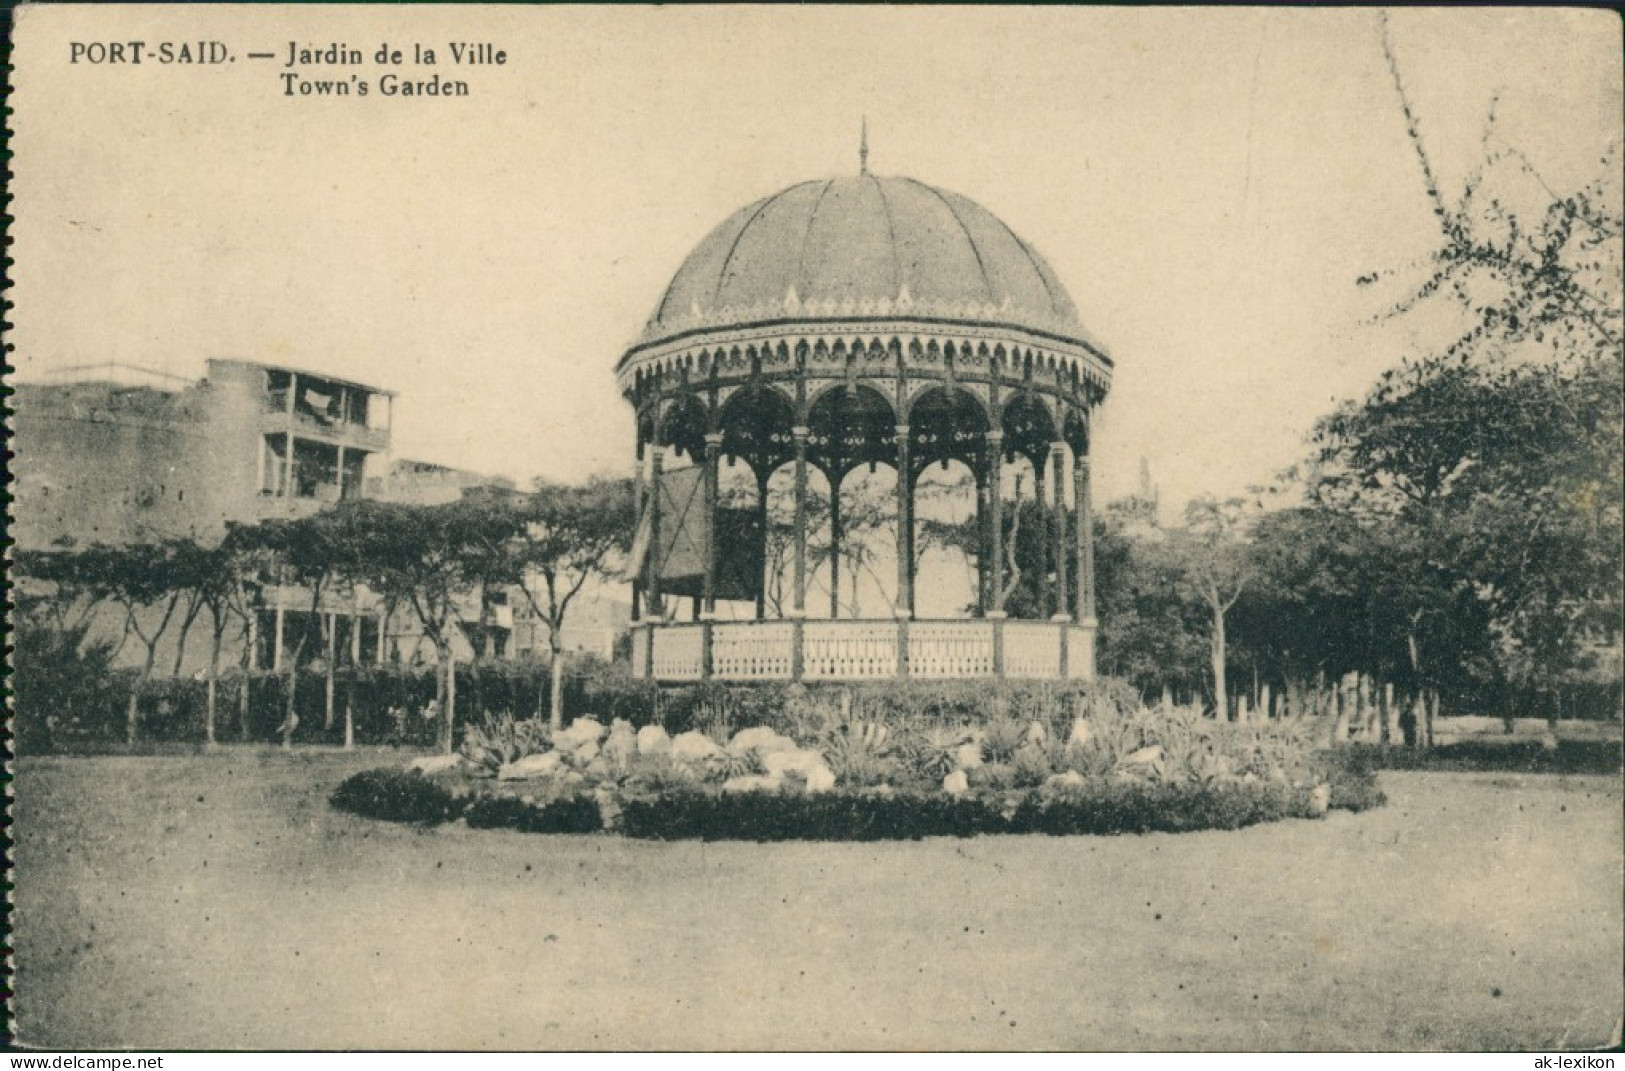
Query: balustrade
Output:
[[906, 621, 996, 679], [1003, 621, 1061, 679], [712, 621, 795, 680], [650, 624, 704, 681], [634, 618, 1089, 683], [802, 621, 899, 680]]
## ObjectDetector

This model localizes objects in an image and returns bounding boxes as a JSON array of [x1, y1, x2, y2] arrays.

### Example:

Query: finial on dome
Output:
[[859, 116, 869, 174]]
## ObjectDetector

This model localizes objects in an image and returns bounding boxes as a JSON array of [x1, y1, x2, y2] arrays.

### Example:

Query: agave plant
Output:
[[1011, 743, 1055, 787], [704, 747, 765, 783], [459, 710, 550, 776], [979, 717, 1028, 765], [905, 725, 972, 779], [822, 719, 898, 787]]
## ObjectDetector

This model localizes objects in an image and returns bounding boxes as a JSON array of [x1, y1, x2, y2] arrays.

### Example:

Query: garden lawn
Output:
[[12, 749, 1622, 1051]]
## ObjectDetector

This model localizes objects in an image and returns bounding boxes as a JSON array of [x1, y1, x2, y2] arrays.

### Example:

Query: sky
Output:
[[10, 5, 1622, 517]]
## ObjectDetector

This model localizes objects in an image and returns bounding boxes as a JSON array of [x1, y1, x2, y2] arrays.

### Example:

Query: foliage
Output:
[[618, 778, 1352, 842], [10, 621, 128, 752], [1299, 16, 1625, 710], [1346, 740, 1621, 776], [820, 719, 900, 787], [463, 793, 603, 834], [329, 769, 462, 825], [458, 710, 551, 776]]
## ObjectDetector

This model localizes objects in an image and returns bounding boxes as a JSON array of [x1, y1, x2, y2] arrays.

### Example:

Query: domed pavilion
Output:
[[619, 153, 1112, 683]]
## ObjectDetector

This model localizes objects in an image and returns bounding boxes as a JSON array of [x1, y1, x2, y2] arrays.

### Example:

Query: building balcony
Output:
[[259, 409, 389, 451], [630, 617, 1095, 684]]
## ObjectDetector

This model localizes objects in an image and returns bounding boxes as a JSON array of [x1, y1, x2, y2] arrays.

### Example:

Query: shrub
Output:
[[330, 768, 463, 824], [458, 710, 551, 776], [463, 793, 602, 834], [619, 776, 1341, 842], [620, 789, 1009, 841], [11, 622, 128, 751], [1346, 740, 1622, 775], [1312, 749, 1387, 812], [1010, 779, 1305, 835]]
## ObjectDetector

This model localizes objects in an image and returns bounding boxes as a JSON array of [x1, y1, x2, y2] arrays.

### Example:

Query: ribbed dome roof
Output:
[[640, 175, 1086, 345]]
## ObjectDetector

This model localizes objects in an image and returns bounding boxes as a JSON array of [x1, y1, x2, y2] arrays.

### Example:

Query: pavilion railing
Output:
[[634, 617, 1095, 683]]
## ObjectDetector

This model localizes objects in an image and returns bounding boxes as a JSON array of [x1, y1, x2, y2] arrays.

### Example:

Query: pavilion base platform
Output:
[[630, 617, 1096, 684]]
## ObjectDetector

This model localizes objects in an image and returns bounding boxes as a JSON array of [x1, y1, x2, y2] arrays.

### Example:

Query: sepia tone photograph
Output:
[[5, 3, 1622, 1054]]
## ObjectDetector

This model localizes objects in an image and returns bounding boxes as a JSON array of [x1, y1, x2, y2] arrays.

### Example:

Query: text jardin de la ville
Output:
[[68, 40, 505, 97]]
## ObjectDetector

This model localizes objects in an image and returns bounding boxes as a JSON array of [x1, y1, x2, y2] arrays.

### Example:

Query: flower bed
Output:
[[329, 701, 1386, 839]]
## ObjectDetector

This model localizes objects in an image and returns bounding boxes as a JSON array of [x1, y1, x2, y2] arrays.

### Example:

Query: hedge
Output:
[[328, 768, 462, 824], [1346, 740, 1622, 775], [463, 794, 603, 834]]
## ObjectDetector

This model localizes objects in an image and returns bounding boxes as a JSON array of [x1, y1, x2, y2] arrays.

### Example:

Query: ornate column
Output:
[[1075, 448, 1096, 626], [1051, 442, 1071, 622], [701, 432, 722, 679], [986, 430, 1006, 615], [791, 425, 810, 681], [894, 425, 913, 616], [791, 426, 809, 617], [1034, 453, 1050, 618], [646, 444, 665, 622], [702, 432, 722, 616], [754, 468, 769, 621], [631, 425, 645, 622], [975, 467, 990, 615], [828, 469, 842, 620]]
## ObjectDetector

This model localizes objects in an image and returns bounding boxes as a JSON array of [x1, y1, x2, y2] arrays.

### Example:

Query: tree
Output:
[[340, 499, 495, 753], [501, 478, 634, 729], [75, 540, 215, 745], [1311, 14, 1624, 724], [192, 530, 271, 747], [243, 511, 358, 748], [1166, 497, 1255, 720], [1092, 504, 1209, 700]]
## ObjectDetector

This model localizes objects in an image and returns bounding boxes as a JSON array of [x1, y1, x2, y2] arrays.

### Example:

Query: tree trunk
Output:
[[441, 645, 457, 754], [344, 679, 355, 751], [204, 620, 224, 748], [283, 667, 297, 750], [548, 641, 566, 733], [323, 614, 337, 731], [1210, 606, 1228, 722], [238, 663, 252, 742], [126, 691, 140, 747]]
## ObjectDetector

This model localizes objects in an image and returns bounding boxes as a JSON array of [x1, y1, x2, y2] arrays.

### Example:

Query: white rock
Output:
[[407, 754, 461, 775], [1068, 718, 1094, 747], [497, 752, 562, 780], [1122, 744, 1164, 767], [721, 773, 783, 794], [636, 725, 672, 757], [1046, 770, 1086, 790], [603, 719, 638, 762], [954, 742, 984, 771], [553, 717, 607, 751], [728, 726, 797, 755], [804, 765, 836, 794], [671, 731, 724, 763], [942, 770, 969, 796], [762, 747, 828, 778]]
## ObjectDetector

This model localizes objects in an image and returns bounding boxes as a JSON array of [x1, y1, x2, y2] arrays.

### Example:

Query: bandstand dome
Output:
[[640, 175, 1091, 348], [621, 165, 1112, 687]]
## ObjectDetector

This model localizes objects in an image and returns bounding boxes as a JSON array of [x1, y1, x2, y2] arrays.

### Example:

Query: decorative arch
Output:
[[717, 383, 796, 481], [656, 392, 709, 464], [806, 382, 897, 482], [908, 385, 990, 477], [1000, 391, 1057, 470]]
